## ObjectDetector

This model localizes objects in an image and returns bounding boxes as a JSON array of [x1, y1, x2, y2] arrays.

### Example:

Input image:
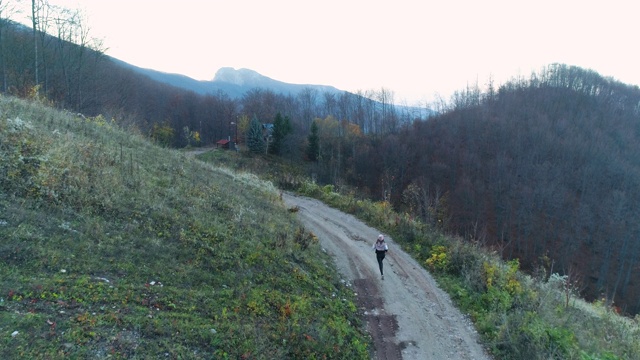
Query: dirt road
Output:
[[283, 193, 492, 360]]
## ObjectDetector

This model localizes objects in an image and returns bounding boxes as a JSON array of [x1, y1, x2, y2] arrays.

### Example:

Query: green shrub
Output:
[[425, 245, 449, 272]]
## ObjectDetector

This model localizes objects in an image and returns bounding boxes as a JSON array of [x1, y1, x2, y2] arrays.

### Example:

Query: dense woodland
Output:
[[2, 2, 640, 315], [297, 65, 640, 315], [377, 68, 640, 315]]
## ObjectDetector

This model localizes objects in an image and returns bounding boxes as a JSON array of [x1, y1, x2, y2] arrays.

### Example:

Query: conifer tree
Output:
[[246, 115, 265, 153], [306, 120, 319, 161], [269, 112, 292, 155]]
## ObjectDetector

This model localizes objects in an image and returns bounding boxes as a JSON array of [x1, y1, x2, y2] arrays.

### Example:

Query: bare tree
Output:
[[30, 0, 45, 85], [0, 0, 21, 92], [51, 5, 104, 110], [376, 87, 398, 133], [29, 0, 58, 92], [297, 87, 319, 131]]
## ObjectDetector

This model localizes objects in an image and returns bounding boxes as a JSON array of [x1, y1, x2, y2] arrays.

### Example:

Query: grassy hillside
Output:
[[0, 95, 369, 359]]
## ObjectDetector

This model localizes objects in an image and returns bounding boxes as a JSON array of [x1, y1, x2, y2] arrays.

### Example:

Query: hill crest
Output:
[[113, 59, 344, 99]]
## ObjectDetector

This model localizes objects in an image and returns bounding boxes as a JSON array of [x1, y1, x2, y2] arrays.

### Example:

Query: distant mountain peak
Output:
[[213, 67, 270, 86]]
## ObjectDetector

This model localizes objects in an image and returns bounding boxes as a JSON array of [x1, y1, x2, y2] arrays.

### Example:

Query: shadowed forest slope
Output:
[[360, 65, 640, 314]]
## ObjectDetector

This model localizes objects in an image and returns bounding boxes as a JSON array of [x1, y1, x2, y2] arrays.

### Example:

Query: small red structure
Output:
[[216, 139, 230, 149]]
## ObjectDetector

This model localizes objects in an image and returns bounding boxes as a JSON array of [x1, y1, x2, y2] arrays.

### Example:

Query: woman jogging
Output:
[[372, 234, 389, 279]]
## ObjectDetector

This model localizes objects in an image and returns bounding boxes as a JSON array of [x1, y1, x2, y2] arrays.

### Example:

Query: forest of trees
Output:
[[2, 2, 640, 315], [344, 65, 640, 315]]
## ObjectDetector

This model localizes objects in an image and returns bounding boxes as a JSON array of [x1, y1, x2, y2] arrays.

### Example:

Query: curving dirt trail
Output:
[[283, 193, 492, 360]]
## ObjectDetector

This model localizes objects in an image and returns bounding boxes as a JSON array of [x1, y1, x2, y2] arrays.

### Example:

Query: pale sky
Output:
[[21, 0, 640, 105]]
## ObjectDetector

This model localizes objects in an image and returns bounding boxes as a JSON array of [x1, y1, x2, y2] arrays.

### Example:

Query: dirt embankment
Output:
[[283, 193, 492, 360]]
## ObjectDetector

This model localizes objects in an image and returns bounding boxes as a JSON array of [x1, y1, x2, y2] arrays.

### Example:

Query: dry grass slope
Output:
[[0, 95, 370, 359]]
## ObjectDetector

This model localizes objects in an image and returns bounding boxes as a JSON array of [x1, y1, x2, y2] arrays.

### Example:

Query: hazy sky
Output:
[[26, 0, 640, 105]]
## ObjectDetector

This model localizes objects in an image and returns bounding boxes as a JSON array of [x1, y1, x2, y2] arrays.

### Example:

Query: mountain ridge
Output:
[[112, 59, 345, 99], [113, 60, 432, 118]]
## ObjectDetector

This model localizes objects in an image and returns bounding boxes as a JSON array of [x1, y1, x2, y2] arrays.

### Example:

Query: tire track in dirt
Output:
[[283, 193, 492, 360]]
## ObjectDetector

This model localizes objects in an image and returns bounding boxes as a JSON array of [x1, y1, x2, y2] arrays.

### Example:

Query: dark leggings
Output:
[[376, 251, 386, 275]]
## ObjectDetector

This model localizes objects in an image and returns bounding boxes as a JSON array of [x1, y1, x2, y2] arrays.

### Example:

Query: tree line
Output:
[[330, 64, 640, 315]]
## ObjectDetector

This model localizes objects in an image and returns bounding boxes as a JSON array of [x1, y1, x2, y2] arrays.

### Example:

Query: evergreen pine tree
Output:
[[246, 116, 265, 154], [306, 120, 319, 162], [269, 112, 292, 155]]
